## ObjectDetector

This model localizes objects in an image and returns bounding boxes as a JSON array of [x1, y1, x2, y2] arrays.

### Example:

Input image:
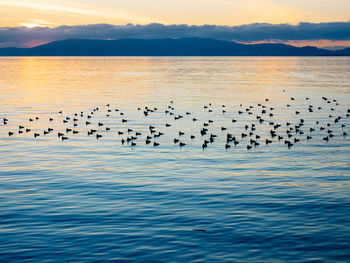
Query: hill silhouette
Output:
[[0, 38, 349, 56]]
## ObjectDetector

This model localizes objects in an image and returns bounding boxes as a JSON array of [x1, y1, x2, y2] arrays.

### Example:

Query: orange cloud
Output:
[[0, 0, 162, 26]]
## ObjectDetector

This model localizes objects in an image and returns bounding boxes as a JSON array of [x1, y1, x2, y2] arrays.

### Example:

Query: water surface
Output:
[[0, 57, 350, 262]]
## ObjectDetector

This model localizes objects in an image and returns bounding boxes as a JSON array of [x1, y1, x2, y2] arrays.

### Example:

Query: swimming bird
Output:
[[265, 139, 272, 144]]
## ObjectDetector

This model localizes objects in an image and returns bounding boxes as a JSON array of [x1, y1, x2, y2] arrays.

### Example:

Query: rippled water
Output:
[[0, 57, 350, 262]]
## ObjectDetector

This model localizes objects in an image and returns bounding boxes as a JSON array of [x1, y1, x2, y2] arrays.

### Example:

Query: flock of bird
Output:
[[1, 93, 349, 150]]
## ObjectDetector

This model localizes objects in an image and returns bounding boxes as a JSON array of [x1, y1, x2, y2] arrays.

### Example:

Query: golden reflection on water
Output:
[[1, 57, 309, 110], [2, 56, 349, 117], [3, 57, 159, 107]]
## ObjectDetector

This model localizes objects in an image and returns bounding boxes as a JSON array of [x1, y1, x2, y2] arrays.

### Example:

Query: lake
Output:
[[0, 57, 349, 262]]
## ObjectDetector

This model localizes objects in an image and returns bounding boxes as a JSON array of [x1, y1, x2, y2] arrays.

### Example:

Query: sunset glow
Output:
[[0, 0, 349, 27]]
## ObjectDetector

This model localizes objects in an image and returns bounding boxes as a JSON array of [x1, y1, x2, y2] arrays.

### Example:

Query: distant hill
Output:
[[0, 38, 349, 56], [334, 47, 350, 55]]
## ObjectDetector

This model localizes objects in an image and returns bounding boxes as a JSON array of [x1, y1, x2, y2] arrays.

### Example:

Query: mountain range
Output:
[[0, 38, 349, 56]]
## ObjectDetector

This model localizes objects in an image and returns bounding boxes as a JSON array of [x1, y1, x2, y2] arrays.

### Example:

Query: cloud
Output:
[[0, 0, 157, 26], [1, 21, 350, 48]]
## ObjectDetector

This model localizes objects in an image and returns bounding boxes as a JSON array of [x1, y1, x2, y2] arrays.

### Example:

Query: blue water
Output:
[[0, 57, 349, 262]]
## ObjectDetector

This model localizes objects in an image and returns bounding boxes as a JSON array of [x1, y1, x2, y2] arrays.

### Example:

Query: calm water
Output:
[[0, 57, 350, 262]]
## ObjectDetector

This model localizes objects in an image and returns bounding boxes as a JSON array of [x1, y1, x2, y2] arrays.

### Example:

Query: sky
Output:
[[0, 0, 349, 48], [0, 0, 350, 26]]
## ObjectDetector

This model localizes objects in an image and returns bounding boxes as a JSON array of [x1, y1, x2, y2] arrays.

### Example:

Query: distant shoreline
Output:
[[1, 55, 349, 57], [1, 38, 349, 56]]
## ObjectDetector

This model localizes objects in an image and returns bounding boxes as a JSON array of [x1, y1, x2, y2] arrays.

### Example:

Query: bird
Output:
[[265, 139, 272, 144]]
